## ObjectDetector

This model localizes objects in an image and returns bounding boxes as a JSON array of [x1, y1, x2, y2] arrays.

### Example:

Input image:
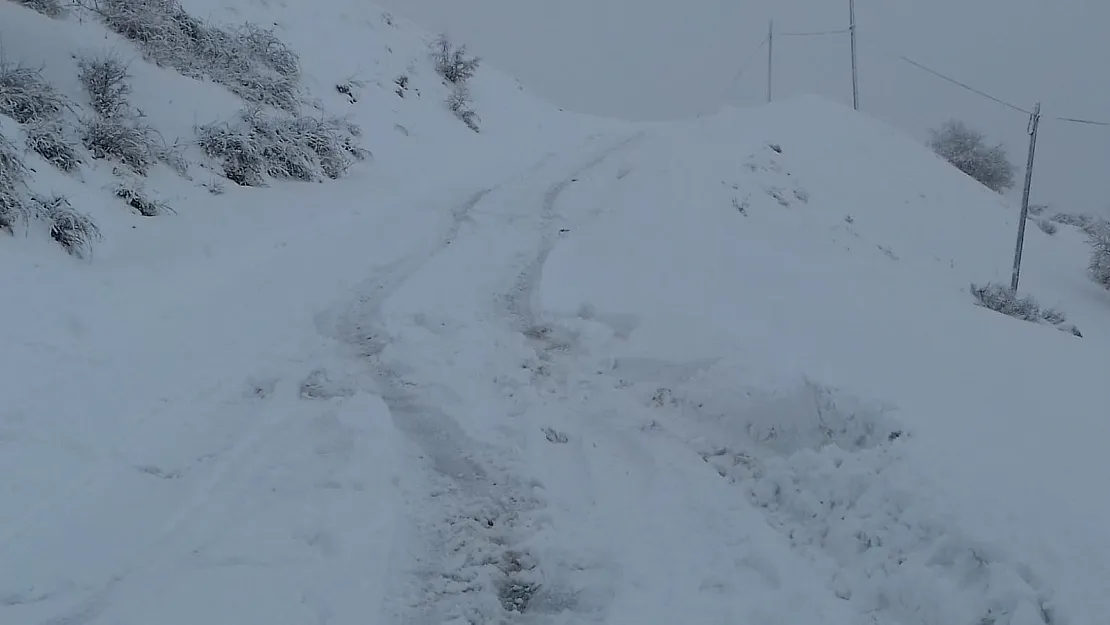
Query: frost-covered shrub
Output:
[[82, 117, 161, 174], [446, 85, 480, 132], [196, 107, 367, 186], [114, 180, 172, 216], [928, 120, 1016, 193], [1027, 203, 1047, 216], [0, 131, 32, 231], [971, 282, 1040, 322], [431, 34, 480, 85], [0, 61, 82, 172], [970, 282, 1080, 337], [77, 55, 131, 119], [87, 0, 301, 111], [1049, 211, 1092, 229], [431, 36, 481, 131], [1087, 220, 1110, 291], [1038, 307, 1067, 326], [1035, 218, 1057, 235], [31, 195, 102, 257], [15, 0, 66, 17], [77, 54, 184, 176], [0, 61, 68, 124], [24, 121, 82, 172]]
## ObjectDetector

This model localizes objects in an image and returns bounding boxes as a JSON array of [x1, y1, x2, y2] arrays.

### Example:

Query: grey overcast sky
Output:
[[373, 0, 1110, 216]]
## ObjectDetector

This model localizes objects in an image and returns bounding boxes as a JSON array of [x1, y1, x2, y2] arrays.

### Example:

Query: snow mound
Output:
[[540, 95, 1110, 625]]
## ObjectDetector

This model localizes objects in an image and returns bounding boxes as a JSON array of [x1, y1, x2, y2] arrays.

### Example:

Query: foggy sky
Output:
[[373, 0, 1110, 216]]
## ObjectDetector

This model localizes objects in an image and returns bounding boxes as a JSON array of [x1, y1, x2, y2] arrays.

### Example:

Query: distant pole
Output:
[[1010, 102, 1042, 292], [767, 20, 774, 103], [849, 0, 859, 110]]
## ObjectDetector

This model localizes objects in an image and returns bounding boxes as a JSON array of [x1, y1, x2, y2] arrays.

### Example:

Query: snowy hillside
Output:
[[3, 1, 1110, 625]]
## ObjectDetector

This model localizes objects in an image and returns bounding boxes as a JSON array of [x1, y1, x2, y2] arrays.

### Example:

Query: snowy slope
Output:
[[3, 1, 1110, 625], [540, 97, 1110, 625]]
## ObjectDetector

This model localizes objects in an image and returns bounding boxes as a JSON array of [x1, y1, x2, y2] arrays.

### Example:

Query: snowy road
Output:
[[5, 0, 1107, 620], [2, 112, 1095, 625], [314, 129, 868, 623], [318, 132, 653, 622]]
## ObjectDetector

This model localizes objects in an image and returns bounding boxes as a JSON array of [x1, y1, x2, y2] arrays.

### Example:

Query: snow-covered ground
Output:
[[2, 0, 1109, 624]]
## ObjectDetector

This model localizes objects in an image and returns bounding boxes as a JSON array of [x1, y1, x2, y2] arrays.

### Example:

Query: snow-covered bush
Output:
[[31, 195, 102, 257], [1087, 220, 1110, 290], [0, 61, 80, 172], [1049, 211, 1093, 229], [25, 121, 81, 171], [928, 120, 1016, 193], [0, 130, 32, 232], [446, 85, 480, 132], [77, 55, 131, 119], [970, 282, 1081, 337], [1, 134, 99, 256], [0, 61, 67, 124], [195, 107, 367, 186], [77, 54, 185, 176], [431, 34, 480, 85], [114, 179, 172, 216], [15, 0, 66, 17], [971, 282, 1048, 322], [82, 117, 161, 174], [1035, 218, 1057, 235], [86, 0, 301, 111], [430, 35, 481, 130]]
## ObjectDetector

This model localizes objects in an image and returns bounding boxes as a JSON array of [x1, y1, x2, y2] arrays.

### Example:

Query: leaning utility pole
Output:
[[1010, 102, 1042, 292], [767, 20, 774, 103], [849, 0, 859, 110]]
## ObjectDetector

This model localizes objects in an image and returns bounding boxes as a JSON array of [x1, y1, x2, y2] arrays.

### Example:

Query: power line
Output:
[[1050, 115, 1110, 128], [779, 27, 850, 37], [719, 35, 768, 101], [754, 21, 1110, 128], [859, 37, 1030, 115], [859, 36, 1110, 127]]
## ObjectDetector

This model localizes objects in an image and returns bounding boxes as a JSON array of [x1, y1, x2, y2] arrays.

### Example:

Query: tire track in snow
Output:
[[5, 184, 507, 625], [319, 133, 646, 624], [504, 131, 646, 337], [487, 130, 867, 624]]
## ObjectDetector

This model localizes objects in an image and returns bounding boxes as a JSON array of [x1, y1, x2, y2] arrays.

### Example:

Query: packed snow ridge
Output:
[[2, 1, 1110, 625]]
